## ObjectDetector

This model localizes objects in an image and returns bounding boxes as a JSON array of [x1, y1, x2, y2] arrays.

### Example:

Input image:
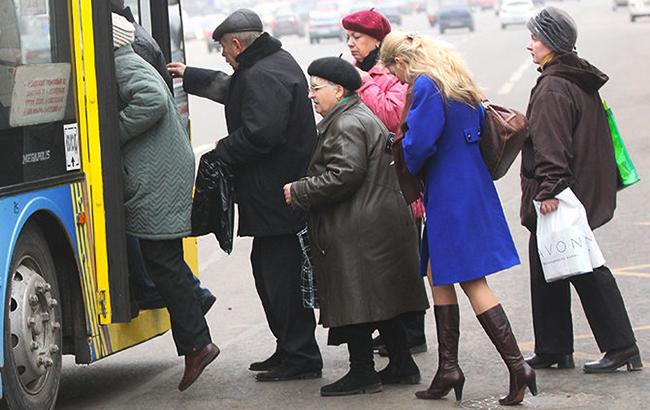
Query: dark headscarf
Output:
[[527, 6, 577, 53]]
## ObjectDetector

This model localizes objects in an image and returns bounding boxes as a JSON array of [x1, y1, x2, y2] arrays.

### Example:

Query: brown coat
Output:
[[521, 53, 617, 232], [291, 96, 429, 328]]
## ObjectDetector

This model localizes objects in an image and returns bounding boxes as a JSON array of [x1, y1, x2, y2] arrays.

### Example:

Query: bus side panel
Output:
[[0, 183, 104, 366]]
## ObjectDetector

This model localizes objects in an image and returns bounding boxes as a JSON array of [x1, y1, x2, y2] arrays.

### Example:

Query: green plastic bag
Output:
[[604, 101, 640, 190]]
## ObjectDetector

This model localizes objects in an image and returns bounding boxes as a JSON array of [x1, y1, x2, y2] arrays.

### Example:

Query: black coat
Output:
[[184, 34, 317, 237]]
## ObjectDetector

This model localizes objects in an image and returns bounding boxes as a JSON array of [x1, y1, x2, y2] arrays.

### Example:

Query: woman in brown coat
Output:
[[283, 57, 429, 396]]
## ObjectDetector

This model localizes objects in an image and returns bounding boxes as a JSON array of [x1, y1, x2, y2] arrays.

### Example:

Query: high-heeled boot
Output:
[[477, 304, 538, 406], [415, 305, 465, 401]]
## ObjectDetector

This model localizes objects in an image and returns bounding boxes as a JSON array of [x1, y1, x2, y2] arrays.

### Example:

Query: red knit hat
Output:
[[342, 9, 391, 41]]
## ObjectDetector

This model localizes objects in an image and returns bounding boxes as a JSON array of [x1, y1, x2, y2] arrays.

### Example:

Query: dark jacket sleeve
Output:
[[291, 116, 368, 210], [529, 89, 577, 200], [183, 66, 231, 104], [132, 25, 173, 92], [213, 71, 292, 166]]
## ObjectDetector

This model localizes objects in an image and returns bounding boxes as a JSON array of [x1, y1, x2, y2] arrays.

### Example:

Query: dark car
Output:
[[431, 2, 475, 34], [271, 9, 306, 38], [308, 11, 345, 44]]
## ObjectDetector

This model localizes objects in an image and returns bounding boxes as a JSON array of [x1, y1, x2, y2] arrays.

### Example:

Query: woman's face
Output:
[[526, 33, 554, 66], [346, 30, 379, 62], [385, 57, 408, 84], [308, 76, 340, 116]]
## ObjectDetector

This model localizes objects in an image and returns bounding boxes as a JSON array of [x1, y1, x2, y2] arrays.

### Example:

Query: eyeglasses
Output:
[[309, 84, 333, 92]]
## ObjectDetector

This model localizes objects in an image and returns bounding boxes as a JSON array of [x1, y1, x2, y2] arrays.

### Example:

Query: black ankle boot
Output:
[[584, 344, 643, 374], [525, 353, 574, 369], [320, 367, 382, 396], [377, 317, 421, 385]]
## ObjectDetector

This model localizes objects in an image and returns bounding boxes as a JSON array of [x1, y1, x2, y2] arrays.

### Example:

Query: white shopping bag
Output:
[[534, 188, 606, 283]]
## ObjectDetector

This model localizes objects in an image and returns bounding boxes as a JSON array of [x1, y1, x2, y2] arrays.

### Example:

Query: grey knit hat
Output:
[[527, 6, 577, 53]]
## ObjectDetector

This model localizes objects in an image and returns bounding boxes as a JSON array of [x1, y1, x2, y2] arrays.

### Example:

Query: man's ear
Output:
[[232, 37, 244, 53]]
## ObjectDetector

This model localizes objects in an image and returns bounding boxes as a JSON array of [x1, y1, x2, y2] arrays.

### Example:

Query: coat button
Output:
[[466, 134, 472, 140]]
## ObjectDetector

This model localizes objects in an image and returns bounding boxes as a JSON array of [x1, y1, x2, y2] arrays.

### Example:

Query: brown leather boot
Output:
[[477, 304, 537, 405], [415, 305, 465, 401], [178, 343, 220, 392]]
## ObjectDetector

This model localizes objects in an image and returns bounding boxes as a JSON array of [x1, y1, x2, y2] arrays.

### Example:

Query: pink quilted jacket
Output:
[[357, 64, 407, 133]]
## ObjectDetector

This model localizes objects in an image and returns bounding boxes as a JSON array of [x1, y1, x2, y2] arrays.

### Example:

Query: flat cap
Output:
[[308, 57, 362, 92], [212, 9, 263, 41]]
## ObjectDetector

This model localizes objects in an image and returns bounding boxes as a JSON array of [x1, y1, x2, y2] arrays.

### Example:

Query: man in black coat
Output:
[[167, 9, 322, 381]]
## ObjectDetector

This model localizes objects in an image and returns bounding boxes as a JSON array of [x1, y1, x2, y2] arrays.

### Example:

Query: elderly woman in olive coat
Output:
[[283, 57, 429, 397]]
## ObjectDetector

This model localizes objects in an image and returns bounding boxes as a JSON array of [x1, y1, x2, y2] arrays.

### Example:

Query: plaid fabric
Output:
[[297, 227, 319, 309]]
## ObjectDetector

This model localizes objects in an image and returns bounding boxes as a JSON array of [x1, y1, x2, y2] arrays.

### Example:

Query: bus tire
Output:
[[1, 223, 62, 410]]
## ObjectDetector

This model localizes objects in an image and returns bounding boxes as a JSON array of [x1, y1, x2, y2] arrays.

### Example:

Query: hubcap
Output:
[[9, 263, 60, 395]]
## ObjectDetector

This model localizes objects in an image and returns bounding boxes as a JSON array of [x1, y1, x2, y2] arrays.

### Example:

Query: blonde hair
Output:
[[380, 31, 483, 106]]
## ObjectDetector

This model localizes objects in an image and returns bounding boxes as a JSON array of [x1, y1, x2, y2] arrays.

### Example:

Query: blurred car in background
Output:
[[375, 0, 404, 25], [430, 0, 475, 33], [271, 8, 306, 37], [479, 0, 497, 9], [629, 0, 650, 20], [498, 0, 535, 29], [612, 0, 629, 9], [307, 11, 345, 43]]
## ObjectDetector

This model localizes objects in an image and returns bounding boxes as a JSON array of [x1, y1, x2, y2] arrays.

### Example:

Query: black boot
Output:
[[416, 305, 465, 401], [477, 304, 537, 406], [249, 350, 285, 371], [377, 317, 421, 385], [525, 353, 575, 369], [584, 344, 643, 374], [321, 335, 382, 396]]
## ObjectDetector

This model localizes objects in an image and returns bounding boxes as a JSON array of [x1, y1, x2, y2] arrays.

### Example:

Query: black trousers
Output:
[[400, 310, 426, 346], [529, 234, 636, 354], [251, 234, 322, 368], [140, 238, 212, 356]]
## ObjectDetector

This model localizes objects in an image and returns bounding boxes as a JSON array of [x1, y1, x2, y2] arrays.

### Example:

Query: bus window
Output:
[[166, 0, 190, 124], [0, 0, 76, 190]]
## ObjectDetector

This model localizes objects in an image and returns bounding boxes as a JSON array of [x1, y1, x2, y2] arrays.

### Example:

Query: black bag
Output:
[[479, 101, 530, 180], [191, 149, 235, 254]]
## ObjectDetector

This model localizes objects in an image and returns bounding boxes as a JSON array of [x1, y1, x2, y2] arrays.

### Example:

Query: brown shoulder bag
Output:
[[479, 101, 530, 180]]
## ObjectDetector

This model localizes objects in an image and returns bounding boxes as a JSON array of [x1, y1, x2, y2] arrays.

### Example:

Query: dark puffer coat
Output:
[[291, 96, 429, 328], [183, 34, 316, 237], [521, 52, 617, 231]]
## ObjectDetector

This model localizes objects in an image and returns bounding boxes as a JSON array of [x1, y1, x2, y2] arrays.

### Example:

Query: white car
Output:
[[498, 0, 536, 29], [629, 0, 650, 21]]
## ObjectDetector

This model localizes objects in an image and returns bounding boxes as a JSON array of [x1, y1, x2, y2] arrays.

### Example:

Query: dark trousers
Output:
[[139, 238, 212, 356], [401, 310, 426, 346], [529, 234, 636, 354], [331, 317, 409, 367], [251, 234, 322, 368]]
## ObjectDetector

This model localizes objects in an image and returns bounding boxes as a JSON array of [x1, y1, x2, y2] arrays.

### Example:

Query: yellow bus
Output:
[[0, 1, 196, 408]]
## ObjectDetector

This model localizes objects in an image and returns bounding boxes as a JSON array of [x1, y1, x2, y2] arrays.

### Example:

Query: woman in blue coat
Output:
[[380, 32, 536, 405]]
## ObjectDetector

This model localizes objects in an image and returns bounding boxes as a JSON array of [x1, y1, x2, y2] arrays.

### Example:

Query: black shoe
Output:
[[200, 293, 216, 315], [378, 356, 421, 385], [372, 335, 385, 352], [525, 353, 575, 369], [584, 345, 643, 374], [378, 342, 428, 357], [321, 368, 382, 397], [255, 362, 322, 382], [249, 351, 285, 372]]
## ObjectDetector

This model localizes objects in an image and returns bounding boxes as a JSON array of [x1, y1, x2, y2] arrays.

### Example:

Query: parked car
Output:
[[629, 0, 650, 20], [498, 0, 535, 29], [271, 9, 306, 38], [434, 1, 475, 33], [612, 0, 629, 9], [308, 11, 345, 44]]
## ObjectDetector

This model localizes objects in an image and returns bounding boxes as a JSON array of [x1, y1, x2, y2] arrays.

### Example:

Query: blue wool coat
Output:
[[403, 76, 519, 285]]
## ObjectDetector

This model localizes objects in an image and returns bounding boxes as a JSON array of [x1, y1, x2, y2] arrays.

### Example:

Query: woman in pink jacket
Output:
[[342, 8, 427, 361]]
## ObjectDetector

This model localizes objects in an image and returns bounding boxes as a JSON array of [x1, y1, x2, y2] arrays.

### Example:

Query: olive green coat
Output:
[[291, 96, 429, 328]]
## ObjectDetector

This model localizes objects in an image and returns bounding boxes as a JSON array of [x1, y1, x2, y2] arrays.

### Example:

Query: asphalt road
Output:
[[56, 1, 650, 408]]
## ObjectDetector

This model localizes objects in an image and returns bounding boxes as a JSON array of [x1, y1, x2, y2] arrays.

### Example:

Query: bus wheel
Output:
[[1, 224, 62, 410]]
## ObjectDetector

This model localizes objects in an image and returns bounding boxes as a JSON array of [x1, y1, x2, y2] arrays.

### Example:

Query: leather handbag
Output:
[[479, 101, 530, 180]]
